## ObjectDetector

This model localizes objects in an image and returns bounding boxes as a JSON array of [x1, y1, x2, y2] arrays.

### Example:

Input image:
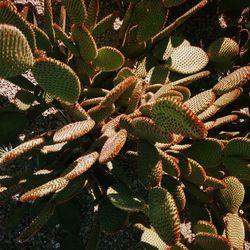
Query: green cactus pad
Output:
[[145, 66, 170, 84], [32, 24, 52, 52], [223, 137, 250, 159], [219, 176, 245, 213], [71, 24, 97, 61], [163, 0, 187, 8], [88, 104, 115, 123], [153, 35, 190, 60], [158, 150, 180, 177], [43, 0, 55, 43], [183, 181, 211, 203], [107, 184, 146, 212], [195, 232, 231, 250], [20, 177, 69, 202], [207, 37, 239, 63], [184, 89, 216, 115], [134, 0, 167, 42], [99, 129, 127, 164], [161, 175, 186, 211], [193, 220, 218, 234], [223, 157, 250, 180], [0, 24, 34, 78], [99, 199, 128, 234], [137, 140, 163, 188], [62, 0, 87, 25], [131, 117, 173, 143], [182, 138, 223, 168], [17, 203, 55, 243], [148, 187, 181, 245], [141, 227, 167, 250], [0, 1, 36, 50], [224, 213, 244, 250], [93, 46, 125, 72], [53, 23, 80, 56], [53, 119, 95, 143], [184, 159, 207, 186], [151, 97, 207, 139], [167, 46, 209, 74], [213, 66, 250, 95], [85, 0, 99, 31], [32, 57, 81, 104]]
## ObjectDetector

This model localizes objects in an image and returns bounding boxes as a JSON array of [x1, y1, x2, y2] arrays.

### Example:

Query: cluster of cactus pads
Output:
[[0, 0, 250, 248]]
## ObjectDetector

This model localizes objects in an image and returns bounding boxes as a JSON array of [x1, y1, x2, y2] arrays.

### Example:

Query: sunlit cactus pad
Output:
[[167, 46, 209, 74], [0, 24, 34, 78], [151, 97, 207, 139], [53, 119, 95, 143], [213, 66, 250, 95]]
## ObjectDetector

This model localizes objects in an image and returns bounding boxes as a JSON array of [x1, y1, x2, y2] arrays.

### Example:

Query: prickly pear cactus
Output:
[[0, 0, 249, 249]]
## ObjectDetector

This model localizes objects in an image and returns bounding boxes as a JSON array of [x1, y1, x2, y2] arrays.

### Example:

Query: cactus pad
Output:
[[107, 184, 146, 212], [148, 187, 181, 245], [154, 35, 190, 60], [207, 37, 239, 63], [193, 220, 218, 234], [195, 232, 231, 250], [184, 89, 216, 115], [182, 138, 223, 168], [93, 47, 125, 72], [151, 97, 207, 139], [62, 0, 87, 25], [134, 0, 167, 42], [0, 1, 35, 50], [32, 57, 81, 104], [224, 213, 244, 250], [167, 46, 209, 74], [62, 151, 99, 180], [71, 24, 97, 61], [99, 199, 128, 234], [53, 119, 95, 143], [137, 140, 163, 187], [20, 177, 69, 202], [141, 227, 167, 250], [99, 129, 127, 164], [0, 137, 45, 167], [219, 176, 245, 213], [0, 24, 34, 78], [213, 66, 250, 95], [131, 117, 173, 143]]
